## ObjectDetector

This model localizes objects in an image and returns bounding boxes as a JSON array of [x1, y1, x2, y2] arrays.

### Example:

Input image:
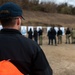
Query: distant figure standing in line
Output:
[[57, 27, 63, 44], [33, 28, 38, 43], [47, 28, 52, 45], [28, 28, 33, 39], [38, 28, 43, 45], [65, 27, 71, 44], [51, 27, 57, 46], [71, 28, 75, 44]]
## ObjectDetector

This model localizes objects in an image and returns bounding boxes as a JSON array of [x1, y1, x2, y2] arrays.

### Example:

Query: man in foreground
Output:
[[0, 2, 53, 75]]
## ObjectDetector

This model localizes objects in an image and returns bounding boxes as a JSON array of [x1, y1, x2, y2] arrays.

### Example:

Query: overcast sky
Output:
[[40, 0, 75, 6]]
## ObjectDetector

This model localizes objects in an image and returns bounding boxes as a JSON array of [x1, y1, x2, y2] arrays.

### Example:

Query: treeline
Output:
[[0, 0, 75, 15]]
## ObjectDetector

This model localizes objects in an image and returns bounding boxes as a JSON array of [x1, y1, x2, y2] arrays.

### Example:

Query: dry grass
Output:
[[23, 10, 75, 28]]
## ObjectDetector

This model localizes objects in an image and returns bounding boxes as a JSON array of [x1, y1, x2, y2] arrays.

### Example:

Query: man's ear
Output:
[[17, 19, 19, 25]]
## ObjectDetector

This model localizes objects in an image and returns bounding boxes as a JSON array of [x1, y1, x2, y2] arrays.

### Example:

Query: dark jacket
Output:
[[50, 28, 56, 39], [57, 30, 62, 36], [47, 30, 52, 39], [0, 29, 53, 75], [65, 29, 71, 35], [28, 30, 33, 39], [33, 29, 38, 38], [38, 29, 43, 36]]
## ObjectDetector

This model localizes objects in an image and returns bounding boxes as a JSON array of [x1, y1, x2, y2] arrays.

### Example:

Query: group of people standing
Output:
[[28, 28, 43, 45], [47, 27, 63, 46], [27, 26, 63, 46], [27, 26, 75, 46], [47, 27, 75, 45]]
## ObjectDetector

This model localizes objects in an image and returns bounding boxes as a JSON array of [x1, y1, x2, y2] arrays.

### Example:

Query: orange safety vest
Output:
[[0, 60, 24, 75]]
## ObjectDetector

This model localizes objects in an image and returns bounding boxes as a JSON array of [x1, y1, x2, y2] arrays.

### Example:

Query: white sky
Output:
[[40, 0, 75, 6]]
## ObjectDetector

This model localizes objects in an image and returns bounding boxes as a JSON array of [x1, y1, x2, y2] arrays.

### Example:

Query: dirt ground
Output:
[[40, 35, 75, 75]]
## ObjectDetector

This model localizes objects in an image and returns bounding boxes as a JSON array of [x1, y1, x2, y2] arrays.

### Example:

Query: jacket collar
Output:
[[0, 28, 22, 35]]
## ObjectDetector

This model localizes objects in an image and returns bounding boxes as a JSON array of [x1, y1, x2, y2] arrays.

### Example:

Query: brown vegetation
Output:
[[23, 10, 75, 28]]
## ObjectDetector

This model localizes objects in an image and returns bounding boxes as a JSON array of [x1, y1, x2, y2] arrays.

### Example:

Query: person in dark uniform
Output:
[[57, 27, 63, 44], [0, 2, 53, 75], [28, 28, 33, 39], [51, 27, 57, 45], [33, 28, 38, 43], [47, 28, 52, 45], [38, 28, 43, 45], [65, 27, 71, 44]]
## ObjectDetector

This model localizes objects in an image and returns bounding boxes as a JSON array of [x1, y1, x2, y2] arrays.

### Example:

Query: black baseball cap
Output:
[[0, 2, 25, 20]]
